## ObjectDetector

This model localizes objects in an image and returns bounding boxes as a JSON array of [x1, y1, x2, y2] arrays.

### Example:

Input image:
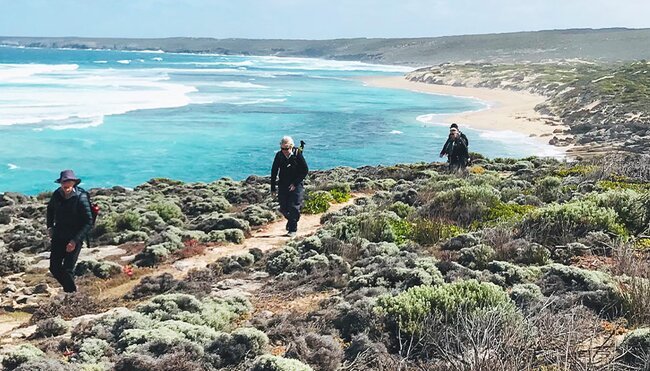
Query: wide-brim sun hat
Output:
[[54, 169, 81, 185]]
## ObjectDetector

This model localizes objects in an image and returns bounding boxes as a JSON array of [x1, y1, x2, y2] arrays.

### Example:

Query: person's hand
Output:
[[47, 228, 52, 238], [66, 240, 76, 253], [288, 184, 296, 192]]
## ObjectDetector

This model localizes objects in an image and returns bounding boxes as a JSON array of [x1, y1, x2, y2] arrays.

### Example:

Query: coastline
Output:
[[360, 76, 570, 155]]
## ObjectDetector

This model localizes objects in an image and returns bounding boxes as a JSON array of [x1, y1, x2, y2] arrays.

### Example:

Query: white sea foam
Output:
[[255, 56, 414, 73], [116, 60, 131, 64], [215, 81, 269, 89], [477, 130, 564, 157], [152, 57, 163, 61], [0, 64, 197, 127], [390, 130, 403, 134], [229, 98, 286, 105], [93, 60, 108, 64], [7, 163, 18, 170], [0, 64, 78, 80], [46, 116, 104, 130]]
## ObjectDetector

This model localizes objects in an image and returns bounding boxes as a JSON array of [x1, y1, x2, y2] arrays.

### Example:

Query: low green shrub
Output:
[[114, 210, 142, 232], [410, 218, 464, 246], [33, 316, 69, 338], [252, 355, 314, 371], [423, 185, 501, 226], [520, 200, 627, 245], [148, 200, 184, 223], [75, 259, 122, 279], [375, 279, 514, 335], [1, 344, 45, 370], [509, 283, 544, 307], [303, 191, 334, 214], [458, 244, 495, 270]]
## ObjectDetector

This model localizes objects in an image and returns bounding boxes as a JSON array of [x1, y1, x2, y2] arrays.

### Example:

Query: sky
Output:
[[1, 0, 649, 39]]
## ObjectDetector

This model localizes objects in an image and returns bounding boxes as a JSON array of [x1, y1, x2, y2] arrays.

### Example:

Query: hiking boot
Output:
[[286, 232, 296, 238]]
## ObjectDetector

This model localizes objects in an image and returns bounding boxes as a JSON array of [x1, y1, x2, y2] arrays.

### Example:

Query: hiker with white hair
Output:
[[271, 136, 309, 237]]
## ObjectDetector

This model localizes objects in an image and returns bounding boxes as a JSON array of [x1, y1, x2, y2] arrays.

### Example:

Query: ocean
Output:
[[0, 46, 558, 195]]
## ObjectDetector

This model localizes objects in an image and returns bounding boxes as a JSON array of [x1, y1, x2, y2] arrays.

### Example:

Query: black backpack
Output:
[[77, 187, 100, 247]]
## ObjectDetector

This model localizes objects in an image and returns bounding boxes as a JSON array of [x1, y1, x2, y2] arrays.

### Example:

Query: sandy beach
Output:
[[361, 76, 569, 148]]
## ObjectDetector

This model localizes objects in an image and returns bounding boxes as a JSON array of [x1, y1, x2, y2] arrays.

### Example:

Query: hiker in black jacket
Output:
[[46, 170, 92, 293], [271, 136, 309, 237], [439, 123, 469, 157], [440, 125, 470, 173]]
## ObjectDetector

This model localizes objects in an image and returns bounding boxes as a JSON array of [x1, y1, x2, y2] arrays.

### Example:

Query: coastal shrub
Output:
[[126, 273, 179, 300], [588, 189, 649, 234], [485, 202, 535, 224], [442, 232, 480, 251], [509, 283, 544, 307], [113, 353, 159, 371], [1, 343, 45, 370], [114, 210, 142, 231], [77, 338, 111, 364], [349, 253, 443, 291], [205, 327, 269, 367], [423, 185, 501, 225], [30, 292, 105, 324], [12, 359, 69, 371], [552, 242, 591, 264], [555, 165, 597, 177], [303, 191, 334, 214], [375, 280, 514, 335], [148, 200, 184, 223], [458, 244, 496, 270], [203, 228, 246, 244], [498, 239, 551, 265], [252, 355, 314, 371], [410, 218, 464, 246], [285, 333, 344, 371], [534, 176, 563, 203], [75, 259, 122, 279], [487, 261, 540, 286], [617, 327, 650, 366], [91, 212, 117, 236], [33, 316, 69, 338], [266, 246, 300, 275], [215, 253, 255, 274], [520, 200, 627, 245], [539, 263, 624, 316], [136, 294, 251, 331], [388, 201, 415, 218], [0, 247, 27, 276], [325, 183, 352, 203], [242, 204, 277, 226]]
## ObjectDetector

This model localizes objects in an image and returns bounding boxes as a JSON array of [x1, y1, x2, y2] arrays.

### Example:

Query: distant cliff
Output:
[[3, 27, 650, 66]]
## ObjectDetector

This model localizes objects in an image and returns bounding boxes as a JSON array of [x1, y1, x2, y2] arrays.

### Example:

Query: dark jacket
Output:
[[271, 148, 309, 192], [46, 188, 92, 246], [440, 132, 469, 157], [442, 137, 469, 164]]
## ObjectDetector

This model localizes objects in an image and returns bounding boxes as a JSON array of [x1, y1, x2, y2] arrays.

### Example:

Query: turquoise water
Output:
[[0, 46, 554, 194]]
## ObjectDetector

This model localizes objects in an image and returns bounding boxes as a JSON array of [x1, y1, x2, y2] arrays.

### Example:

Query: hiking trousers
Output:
[[278, 183, 304, 233], [49, 237, 82, 293]]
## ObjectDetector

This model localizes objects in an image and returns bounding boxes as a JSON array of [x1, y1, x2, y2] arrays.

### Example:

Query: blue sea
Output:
[[0, 46, 559, 195]]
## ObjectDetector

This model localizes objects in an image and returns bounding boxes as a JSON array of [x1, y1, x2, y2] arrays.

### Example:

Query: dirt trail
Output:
[[99, 196, 359, 299]]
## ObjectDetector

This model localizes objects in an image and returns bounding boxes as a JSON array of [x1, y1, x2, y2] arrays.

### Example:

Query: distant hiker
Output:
[[271, 136, 309, 237], [440, 123, 469, 157], [440, 125, 470, 173], [46, 170, 92, 293]]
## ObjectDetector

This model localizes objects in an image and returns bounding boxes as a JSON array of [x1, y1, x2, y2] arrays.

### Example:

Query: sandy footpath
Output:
[[361, 76, 569, 149]]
